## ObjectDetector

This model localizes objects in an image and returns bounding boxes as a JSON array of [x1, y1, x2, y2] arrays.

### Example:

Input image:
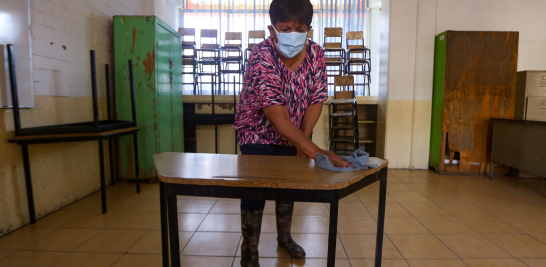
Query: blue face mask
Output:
[[273, 26, 308, 58]]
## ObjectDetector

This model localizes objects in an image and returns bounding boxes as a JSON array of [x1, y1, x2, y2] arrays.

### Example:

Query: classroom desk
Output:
[[153, 153, 389, 267]]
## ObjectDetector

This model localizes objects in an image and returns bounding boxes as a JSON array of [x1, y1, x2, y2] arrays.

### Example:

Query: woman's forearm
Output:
[[300, 103, 323, 137], [263, 105, 322, 159]]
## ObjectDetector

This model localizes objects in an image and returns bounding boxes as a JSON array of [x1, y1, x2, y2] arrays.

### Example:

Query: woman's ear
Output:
[[267, 25, 277, 43]]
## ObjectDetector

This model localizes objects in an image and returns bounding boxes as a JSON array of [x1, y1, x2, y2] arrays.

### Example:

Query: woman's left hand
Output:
[[297, 149, 308, 158]]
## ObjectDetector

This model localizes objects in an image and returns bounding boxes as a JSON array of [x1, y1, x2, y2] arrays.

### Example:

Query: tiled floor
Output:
[[1, 170, 546, 267]]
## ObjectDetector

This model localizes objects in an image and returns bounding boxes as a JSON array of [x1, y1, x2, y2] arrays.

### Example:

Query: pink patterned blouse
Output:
[[234, 37, 328, 146]]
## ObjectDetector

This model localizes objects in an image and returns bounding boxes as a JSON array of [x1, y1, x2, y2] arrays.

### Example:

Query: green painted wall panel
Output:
[[429, 32, 447, 173], [114, 16, 183, 179]]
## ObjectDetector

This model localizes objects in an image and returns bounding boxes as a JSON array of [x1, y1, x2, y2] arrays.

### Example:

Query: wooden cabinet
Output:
[[114, 16, 184, 179], [429, 31, 518, 174]]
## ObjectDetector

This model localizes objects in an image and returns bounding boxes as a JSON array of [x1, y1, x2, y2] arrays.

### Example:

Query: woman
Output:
[[233, 0, 353, 266]]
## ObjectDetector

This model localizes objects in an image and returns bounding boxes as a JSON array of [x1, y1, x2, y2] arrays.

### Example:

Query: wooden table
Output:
[[154, 153, 389, 267]]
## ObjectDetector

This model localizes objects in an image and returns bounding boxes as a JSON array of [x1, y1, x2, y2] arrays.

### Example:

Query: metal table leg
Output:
[[21, 144, 36, 224], [327, 200, 339, 267], [160, 181, 169, 267], [167, 185, 181, 267], [133, 133, 141, 193], [98, 140, 107, 214], [374, 174, 387, 267]]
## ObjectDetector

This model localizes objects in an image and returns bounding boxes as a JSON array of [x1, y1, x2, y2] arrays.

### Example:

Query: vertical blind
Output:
[[180, 0, 367, 49]]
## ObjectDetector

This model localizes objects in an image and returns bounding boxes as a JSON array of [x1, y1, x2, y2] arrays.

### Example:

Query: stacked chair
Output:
[[328, 76, 359, 155], [195, 29, 220, 95], [345, 31, 371, 96], [244, 30, 266, 71], [323, 28, 345, 88], [178, 27, 197, 94], [219, 32, 244, 95]]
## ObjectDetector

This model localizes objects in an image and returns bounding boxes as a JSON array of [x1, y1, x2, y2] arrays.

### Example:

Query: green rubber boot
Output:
[[240, 209, 263, 267], [275, 201, 306, 259]]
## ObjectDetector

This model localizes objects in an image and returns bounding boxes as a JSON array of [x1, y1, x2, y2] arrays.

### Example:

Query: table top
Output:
[[153, 153, 388, 190], [9, 127, 139, 144]]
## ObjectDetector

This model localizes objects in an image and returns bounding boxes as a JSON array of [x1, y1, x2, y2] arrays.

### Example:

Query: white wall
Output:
[[145, 0, 180, 30], [381, 0, 546, 169]]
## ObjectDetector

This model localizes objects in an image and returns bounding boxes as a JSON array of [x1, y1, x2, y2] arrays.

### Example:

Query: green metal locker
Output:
[[114, 16, 184, 179]]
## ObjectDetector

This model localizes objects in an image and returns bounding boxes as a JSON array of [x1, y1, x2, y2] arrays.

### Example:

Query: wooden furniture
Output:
[[307, 29, 314, 40], [245, 30, 266, 71], [323, 27, 346, 82], [329, 76, 358, 155], [429, 31, 519, 174], [200, 29, 220, 49], [154, 153, 388, 267], [178, 27, 197, 94], [7, 45, 140, 223], [345, 31, 371, 96], [490, 119, 546, 178], [114, 16, 184, 180], [219, 32, 244, 95]]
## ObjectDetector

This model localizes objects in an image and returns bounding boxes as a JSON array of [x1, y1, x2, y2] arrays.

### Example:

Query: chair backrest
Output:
[[178, 27, 196, 45], [200, 29, 218, 49], [334, 76, 355, 99], [224, 32, 242, 47], [324, 27, 343, 48], [307, 29, 314, 40], [346, 31, 364, 49], [247, 30, 265, 49]]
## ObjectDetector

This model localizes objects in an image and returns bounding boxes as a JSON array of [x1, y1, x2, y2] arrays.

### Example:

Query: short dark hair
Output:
[[269, 0, 314, 27]]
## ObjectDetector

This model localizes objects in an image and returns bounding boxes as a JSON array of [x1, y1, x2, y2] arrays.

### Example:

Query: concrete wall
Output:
[[0, 0, 145, 237], [381, 0, 546, 169]]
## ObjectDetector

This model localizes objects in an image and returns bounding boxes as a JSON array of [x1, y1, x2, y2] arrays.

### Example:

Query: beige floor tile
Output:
[[291, 216, 330, 234], [130, 199, 160, 213], [386, 177, 405, 184], [530, 233, 546, 244], [291, 234, 346, 258], [180, 196, 219, 201], [340, 235, 402, 259], [452, 192, 501, 203], [294, 202, 330, 216], [0, 225, 57, 250], [260, 215, 278, 233], [498, 216, 546, 233], [457, 216, 522, 234], [408, 184, 444, 193], [51, 252, 122, 267], [384, 217, 430, 235], [0, 250, 15, 260], [350, 259, 409, 267], [176, 213, 208, 231], [436, 234, 513, 259], [293, 258, 351, 267], [337, 203, 372, 217], [397, 176, 429, 184], [388, 235, 457, 259], [107, 212, 160, 230], [406, 259, 467, 267], [210, 201, 241, 214], [235, 233, 290, 258], [128, 230, 193, 254], [340, 194, 362, 203], [484, 234, 546, 258], [337, 217, 377, 234], [520, 259, 546, 267], [24, 228, 99, 252], [91, 198, 144, 213], [63, 211, 125, 229], [400, 202, 451, 217], [177, 200, 217, 213], [235, 257, 292, 267], [464, 259, 527, 267], [76, 229, 147, 253], [415, 217, 476, 234], [364, 203, 412, 218], [111, 254, 162, 267], [434, 202, 489, 217], [388, 170, 422, 177], [182, 232, 241, 256], [471, 202, 532, 216], [63, 197, 100, 212], [387, 184, 416, 193], [420, 191, 465, 202], [0, 251, 66, 267], [264, 201, 276, 215], [356, 192, 396, 203], [179, 256, 233, 267], [198, 214, 241, 232], [388, 192, 430, 203], [35, 210, 86, 228]]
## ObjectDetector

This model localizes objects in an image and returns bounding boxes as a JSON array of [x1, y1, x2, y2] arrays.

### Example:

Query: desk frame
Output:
[[159, 167, 388, 267]]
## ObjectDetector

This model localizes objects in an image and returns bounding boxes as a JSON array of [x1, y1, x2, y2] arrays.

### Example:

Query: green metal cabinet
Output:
[[114, 16, 184, 179]]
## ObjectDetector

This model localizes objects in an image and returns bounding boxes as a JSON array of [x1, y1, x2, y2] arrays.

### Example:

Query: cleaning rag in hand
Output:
[[315, 149, 373, 172]]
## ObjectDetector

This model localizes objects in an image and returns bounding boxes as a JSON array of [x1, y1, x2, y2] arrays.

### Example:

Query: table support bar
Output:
[[99, 140, 107, 214], [22, 145, 36, 224], [327, 200, 339, 267], [167, 186, 181, 267], [374, 174, 387, 267], [160, 181, 169, 267]]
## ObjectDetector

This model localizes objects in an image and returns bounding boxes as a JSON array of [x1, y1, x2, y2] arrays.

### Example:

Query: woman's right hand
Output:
[[319, 150, 354, 168]]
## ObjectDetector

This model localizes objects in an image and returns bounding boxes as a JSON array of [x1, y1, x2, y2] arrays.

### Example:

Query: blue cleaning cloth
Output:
[[315, 149, 370, 172]]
